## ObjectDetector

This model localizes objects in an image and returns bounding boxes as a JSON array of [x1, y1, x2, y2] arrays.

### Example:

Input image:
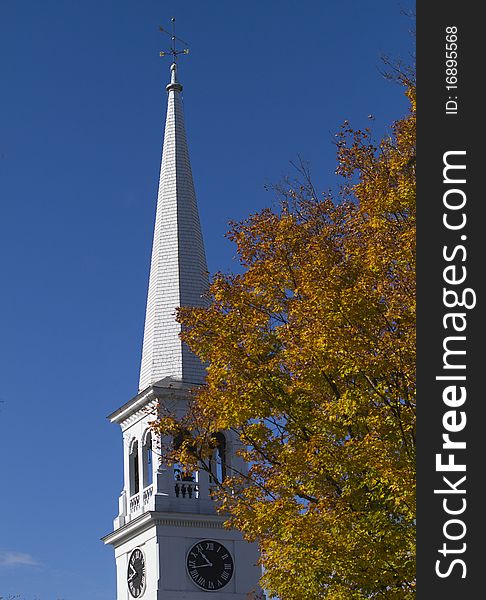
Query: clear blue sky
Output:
[[0, 1, 414, 598]]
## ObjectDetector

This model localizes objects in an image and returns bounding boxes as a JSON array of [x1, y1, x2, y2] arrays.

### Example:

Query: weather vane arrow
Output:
[[159, 17, 189, 63]]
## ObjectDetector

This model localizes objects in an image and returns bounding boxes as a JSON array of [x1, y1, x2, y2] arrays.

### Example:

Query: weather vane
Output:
[[158, 17, 189, 63]]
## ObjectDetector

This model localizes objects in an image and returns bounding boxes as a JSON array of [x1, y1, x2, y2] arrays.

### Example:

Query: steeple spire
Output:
[[167, 62, 182, 91], [138, 58, 208, 391]]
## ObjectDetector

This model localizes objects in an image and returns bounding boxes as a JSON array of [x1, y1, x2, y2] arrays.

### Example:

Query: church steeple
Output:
[[103, 33, 262, 598], [138, 60, 208, 391]]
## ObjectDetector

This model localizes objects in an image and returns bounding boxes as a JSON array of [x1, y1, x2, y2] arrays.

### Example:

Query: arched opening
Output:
[[172, 430, 196, 480], [209, 432, 227, 483], [129, 440, 140, 497], [142, 431, 153, 488], [172, 431, 198, 498]]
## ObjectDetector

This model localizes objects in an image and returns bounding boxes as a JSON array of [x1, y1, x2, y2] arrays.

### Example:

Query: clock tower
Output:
[[102, 46, 262, 599]]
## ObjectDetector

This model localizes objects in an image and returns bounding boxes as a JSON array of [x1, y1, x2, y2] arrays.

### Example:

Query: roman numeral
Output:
[[224, 563, 232, 570], [197, 576, 206, 586], [190, 569, 198, 579], [205, 542, 214, 550], [221, 571, 229, 580], [221, 553, 228, 559], [208, 581, 215, 589]]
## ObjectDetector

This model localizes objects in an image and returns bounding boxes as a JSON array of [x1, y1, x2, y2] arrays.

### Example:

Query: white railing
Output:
[[173, 467, 199, 500], [130, 474, 208, 508], [129, 486, 154, 513], [174, 481, 199, 499], [129, 493, 140, 513], [142, 485, 153, 506]]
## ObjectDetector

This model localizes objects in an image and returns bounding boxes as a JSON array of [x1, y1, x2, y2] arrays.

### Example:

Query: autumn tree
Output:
[[153, 83, 416, 599]]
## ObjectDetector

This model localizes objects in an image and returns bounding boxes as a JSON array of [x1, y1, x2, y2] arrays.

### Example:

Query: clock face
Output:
[[127, 548, 146, 598], [186, 540, 234, 591]]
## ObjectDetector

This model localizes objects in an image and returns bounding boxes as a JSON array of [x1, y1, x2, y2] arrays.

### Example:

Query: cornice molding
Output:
[[102, 511, 226, 547]]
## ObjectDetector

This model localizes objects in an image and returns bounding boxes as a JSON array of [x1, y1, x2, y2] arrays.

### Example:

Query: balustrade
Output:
[[174, 481, 199, 499], [173, 466, 200, 500], [129, 471, 212, 509], [142, 485, 153, 506], [129, 493, 140, 513], [129, 485, 154, 514]]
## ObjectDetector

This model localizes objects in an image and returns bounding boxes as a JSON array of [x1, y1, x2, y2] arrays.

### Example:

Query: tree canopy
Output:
[[153, 84, 416, 599]]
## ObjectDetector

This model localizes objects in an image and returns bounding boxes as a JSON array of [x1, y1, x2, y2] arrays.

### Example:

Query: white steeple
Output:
[[139, 62, 208, 391], [104, 44, 262, 599]]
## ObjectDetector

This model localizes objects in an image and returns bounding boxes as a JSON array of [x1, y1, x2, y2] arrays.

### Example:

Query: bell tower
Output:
[[102, 25, 262, 600]]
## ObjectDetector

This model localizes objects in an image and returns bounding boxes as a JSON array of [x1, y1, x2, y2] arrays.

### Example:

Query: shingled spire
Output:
[[139, 62, 208, 391]]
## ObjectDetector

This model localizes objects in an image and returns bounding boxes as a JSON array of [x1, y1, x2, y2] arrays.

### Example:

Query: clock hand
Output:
[[194, 562, 213, 568], [128, 566, 140, 583], [198, 549, 212, 565]]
